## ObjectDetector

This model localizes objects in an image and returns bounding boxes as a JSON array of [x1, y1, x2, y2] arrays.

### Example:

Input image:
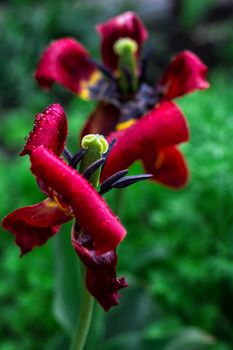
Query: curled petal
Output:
[[35, 38, 102, 98], [80, 102, 120, 138], [142, 146, 189, 188], [159, 51, 209, 100], [21, 104, 68, 156], [30, 146, 126, 253], [101, 102, 189, 182], [72, 228, 127, 311], [96, 12, 148, 71], [2, 199, 72, 256]]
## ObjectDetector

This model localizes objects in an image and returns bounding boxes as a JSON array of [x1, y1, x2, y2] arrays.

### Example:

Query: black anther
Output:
[[103, 138, 117, 160], [111, 174, 153, 189], [99, 169, 128, 195], [82, 158, 106, 179], [70, 149, 85, 168], [63, 147, 73, 162]]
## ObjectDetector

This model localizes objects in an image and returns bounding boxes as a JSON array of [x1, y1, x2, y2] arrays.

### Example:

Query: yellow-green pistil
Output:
[[79, 134, 108, 187], [114, 37, 139, 93]]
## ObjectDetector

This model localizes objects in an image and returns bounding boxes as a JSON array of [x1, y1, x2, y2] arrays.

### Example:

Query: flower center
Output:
[[113, 37, 139, 94], [116, 83, 159, 130], [62, 136, 152, 196], [89, 52, 164, 131]]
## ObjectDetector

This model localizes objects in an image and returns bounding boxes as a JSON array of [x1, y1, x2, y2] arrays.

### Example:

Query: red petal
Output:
[[96, 12, 148, 71], [21, 104, 68, 156], [30, 146, 126, 253], [159, 50, 209, 100], [35, 38, 102, 97], [80, 102, 120, 139], [2, 199, 72, 256], [72, 228, 127, 311], [101, 101, 189, 181], [142, 146, 189, 188]]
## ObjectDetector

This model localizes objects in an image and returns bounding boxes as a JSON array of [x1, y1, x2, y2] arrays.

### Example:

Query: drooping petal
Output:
[[35, 38, 102, 98], [141, 146, 189, 188], [72, 227, 127, 311], [101, 101, 189, 183], [159, 51, 209, 100], [30, 146, 126, 253], [96, 12, 148, 71], [21, 104, 68, 156], [2, 199, 72, 256], [80, 102, 120, 138]]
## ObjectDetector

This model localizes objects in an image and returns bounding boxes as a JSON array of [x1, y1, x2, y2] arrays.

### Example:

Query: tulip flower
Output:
[[2, 104, 150, 311], [35, 12, 209, 188]]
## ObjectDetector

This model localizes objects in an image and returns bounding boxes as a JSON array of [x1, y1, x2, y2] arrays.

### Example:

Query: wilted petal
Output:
[[35, 38, 102, 98], [21, 104, 68, 156], [72, 228, 127, 311], [96, 12, 148, 71], [159, 51, 209, 100], [30, 146, 126, 253], [101, 102, 189, 182], [2, 199, 72, 256], [142, 146, 189, 188], [80, 102, 120, 138]]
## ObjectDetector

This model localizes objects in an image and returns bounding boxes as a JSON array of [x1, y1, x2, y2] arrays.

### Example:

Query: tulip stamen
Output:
[[82, 158, 106, 180], [63, 137, 151, 195], [63, 147, 73, 162], [70, 148, 86, 168], [110, 174, 153, 189], [99, 171, 152, 194], [103, 138, 117, 160], [99, 169, 128, 195]]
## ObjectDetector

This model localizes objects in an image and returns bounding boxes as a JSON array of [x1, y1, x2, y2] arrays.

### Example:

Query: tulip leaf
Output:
[[105, 284, 158, 338], [97, 284, 159, 350], [99, 327, 214, 350], [43, 333, 69, 350], [52, 223, 82, 335], [146, 323, 215, 350], [163, 327, 215, 350], [98, 331, 145, 350], [85, 302, 106, 350]]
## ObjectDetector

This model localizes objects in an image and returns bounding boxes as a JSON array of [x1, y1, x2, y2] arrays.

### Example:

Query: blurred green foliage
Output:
[[1, 72, 233, 350], [1, 1, 233, 350], [179, 0, 214, 28]]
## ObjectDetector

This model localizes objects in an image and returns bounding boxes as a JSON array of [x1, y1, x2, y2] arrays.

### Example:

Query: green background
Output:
[[1, 1, 233, 349]]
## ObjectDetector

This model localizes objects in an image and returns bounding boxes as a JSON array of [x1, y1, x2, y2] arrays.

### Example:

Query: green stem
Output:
[[70, 134, 108, 350], [70, 266, 94, 350]]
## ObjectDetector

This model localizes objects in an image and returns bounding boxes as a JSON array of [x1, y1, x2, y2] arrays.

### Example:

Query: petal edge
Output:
[[2, 199, 71, 255], [97, 12, 148, 71], [35, 38, 102, 97], [21, 103, 68, 156], [159, 50, 209, 100]]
